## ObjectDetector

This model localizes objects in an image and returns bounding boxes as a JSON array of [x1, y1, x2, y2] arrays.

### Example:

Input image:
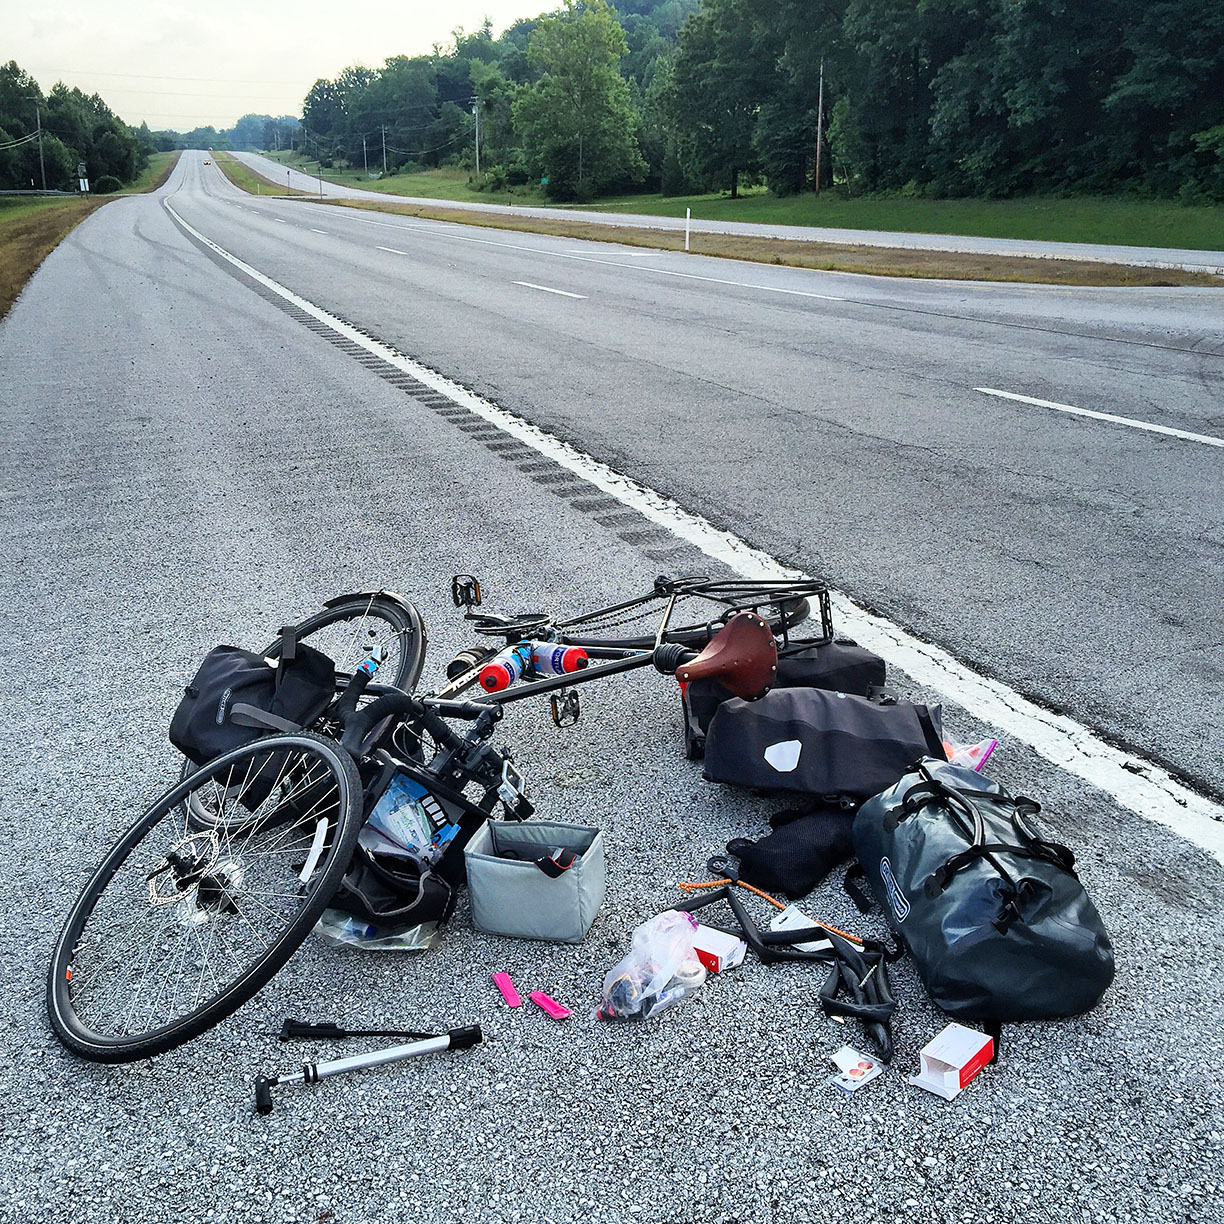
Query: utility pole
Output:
[[471, 98, 480, 176], [814, 58, 824, 196], [381, 125, 387, 175], [34, 99, 47, 192], [363, 133, 368, 176]]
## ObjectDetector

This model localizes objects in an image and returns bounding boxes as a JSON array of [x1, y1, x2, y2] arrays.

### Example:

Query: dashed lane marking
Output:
[[978, 387, 1224, 448], [513, 281, 586, 299]]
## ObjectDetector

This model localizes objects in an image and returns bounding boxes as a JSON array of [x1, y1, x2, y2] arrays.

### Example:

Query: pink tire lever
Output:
[[529, 991, 571, 1020], [492, 972, 522, 1008]]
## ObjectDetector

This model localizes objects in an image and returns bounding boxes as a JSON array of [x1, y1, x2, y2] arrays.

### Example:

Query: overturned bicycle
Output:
[[46, 571, 1112, 1077], [46, 575, 841, 1062]]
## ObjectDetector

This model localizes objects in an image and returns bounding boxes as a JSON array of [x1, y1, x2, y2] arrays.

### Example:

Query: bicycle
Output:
[[46, 574, 831, 1063]]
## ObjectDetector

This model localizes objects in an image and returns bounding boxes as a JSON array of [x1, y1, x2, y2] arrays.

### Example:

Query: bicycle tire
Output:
[[47, 732, 363, 1063], [263, 592, 427, 693], [554, 579, 820, 651]]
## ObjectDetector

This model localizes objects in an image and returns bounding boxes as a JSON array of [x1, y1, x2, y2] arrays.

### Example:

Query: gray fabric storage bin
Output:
[[465, 820, 605, 943]]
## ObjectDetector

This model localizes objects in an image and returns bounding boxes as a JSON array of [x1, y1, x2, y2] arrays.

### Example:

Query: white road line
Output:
[[273, 218, 286, 224], [377, 246, 408, 255], [162, 199, 1224, 864], [296, 204, 847, 301], [977, 387, 1224, 448], [310, 228, 328, 234], [513, 281, 586, 299]]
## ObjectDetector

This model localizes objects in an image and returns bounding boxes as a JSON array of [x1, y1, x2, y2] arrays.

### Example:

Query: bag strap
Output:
[[914, 706, 946, 758], [230, 703, 302, 734], [843, 861, 876, 914]]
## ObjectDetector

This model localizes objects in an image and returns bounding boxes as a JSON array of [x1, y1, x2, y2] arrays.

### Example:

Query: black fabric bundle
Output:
[[726, 804, 856, 899]]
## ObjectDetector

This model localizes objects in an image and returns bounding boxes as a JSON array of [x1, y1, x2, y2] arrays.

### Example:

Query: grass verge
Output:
[[1, 198, 107, 320], [225, 153, 1219, 285], [119, 150, 180, 195], [577, 188, 1224, 253], [259, 150, 1224, 253], [213, 151, 316, 197], [259, 151, 544, 206], [1, 152, 183, 321]]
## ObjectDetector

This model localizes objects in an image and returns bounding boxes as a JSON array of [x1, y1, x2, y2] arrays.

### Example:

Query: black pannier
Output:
[[852, 758, 1114, 1023], [169, 639, 336, 767], [703, 687, 945, 800], [682, 639, 886, 758]]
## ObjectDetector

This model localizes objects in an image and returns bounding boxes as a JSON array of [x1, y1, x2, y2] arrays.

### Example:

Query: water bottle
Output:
[[478, 644, 532, 693], [530, 642, 588, 676]]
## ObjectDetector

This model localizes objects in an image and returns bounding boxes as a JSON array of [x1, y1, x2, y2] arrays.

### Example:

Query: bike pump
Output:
[[255, 1025, 483, 1114]]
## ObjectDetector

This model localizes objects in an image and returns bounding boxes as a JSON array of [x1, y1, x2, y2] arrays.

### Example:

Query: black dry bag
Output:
[[169, 640, 336, 767], [852, 758, 1114, 1023]]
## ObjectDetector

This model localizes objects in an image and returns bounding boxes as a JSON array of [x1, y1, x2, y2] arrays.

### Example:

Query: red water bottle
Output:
[[530, 642, 588, 676], [478, 644, 531, 692]]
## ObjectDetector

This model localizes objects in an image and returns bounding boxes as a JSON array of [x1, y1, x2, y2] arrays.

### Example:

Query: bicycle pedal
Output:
[[550, 689, 581, 728], [451, 574, 482, 608]]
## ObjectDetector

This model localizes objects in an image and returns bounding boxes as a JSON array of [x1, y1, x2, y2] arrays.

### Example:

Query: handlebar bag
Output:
[[703, 687, 945, 800], [682, 639, 886, 756], [852, 758, 1114, 1022], [169, 641, 336, 767]]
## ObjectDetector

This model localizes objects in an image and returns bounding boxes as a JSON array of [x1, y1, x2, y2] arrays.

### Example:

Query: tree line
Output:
[[5, 0, 1220, 202], [297, 0, 1224, 203], [0, 60, 300, 192], [0, 61, 146, 192]]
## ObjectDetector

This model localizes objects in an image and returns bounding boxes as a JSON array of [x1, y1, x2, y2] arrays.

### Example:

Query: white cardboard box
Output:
[[692, 924, 747, 974], [908, 1023, 994, 1100]]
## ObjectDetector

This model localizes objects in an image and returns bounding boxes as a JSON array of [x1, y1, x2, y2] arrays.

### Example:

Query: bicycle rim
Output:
[[47, 733, 363, 1063], [264, 593, 427, 693]]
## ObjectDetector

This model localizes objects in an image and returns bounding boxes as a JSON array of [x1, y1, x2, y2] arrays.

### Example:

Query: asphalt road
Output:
[[1, 151, 1222, 1224], [184, 153, 1224, 799], [235, 149, 1224, 274]]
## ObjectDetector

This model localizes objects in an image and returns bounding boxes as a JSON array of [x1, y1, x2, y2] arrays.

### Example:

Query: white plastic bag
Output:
[[595, 910, 707, 1021]]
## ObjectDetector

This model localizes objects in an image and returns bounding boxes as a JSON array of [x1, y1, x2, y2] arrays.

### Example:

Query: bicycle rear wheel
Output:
[[264, 592, 427, 693], [553, 577, 827, 651], [48, 733, 363, 1063]]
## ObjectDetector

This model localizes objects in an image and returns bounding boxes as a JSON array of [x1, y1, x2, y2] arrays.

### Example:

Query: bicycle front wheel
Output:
[[264, 592, 427, 693], [47, 732, 363, 1063]]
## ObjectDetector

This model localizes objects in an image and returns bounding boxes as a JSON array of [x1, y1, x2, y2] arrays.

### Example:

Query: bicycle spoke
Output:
[[50, 734, 360, 1059]]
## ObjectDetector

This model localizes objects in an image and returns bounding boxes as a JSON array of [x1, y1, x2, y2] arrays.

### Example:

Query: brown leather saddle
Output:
[[675, 611, 777, 700]]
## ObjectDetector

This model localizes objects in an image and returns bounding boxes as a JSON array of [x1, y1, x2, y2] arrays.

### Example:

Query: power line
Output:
[[22, 67, 310, 85]]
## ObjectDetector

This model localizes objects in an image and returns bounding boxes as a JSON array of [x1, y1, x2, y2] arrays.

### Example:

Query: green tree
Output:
[[668, 0, 764, 197], [513, 0, 646, 200]]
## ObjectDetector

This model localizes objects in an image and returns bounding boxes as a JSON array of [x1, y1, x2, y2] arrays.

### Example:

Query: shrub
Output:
[[93, 175, 122, 193]]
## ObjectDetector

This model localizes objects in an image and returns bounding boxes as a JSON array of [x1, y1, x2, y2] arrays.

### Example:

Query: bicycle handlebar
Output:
[[338, 689, 499, 758]]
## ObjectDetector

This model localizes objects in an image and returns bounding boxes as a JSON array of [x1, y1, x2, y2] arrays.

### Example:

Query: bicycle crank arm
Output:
[[254, 1025, 482, 1114]]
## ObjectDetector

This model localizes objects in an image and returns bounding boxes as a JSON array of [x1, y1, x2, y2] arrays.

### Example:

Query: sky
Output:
[[7, 0, 544, 131]]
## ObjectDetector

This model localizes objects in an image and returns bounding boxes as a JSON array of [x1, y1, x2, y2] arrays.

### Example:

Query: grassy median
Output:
[[217, 153, 1220, 287]]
